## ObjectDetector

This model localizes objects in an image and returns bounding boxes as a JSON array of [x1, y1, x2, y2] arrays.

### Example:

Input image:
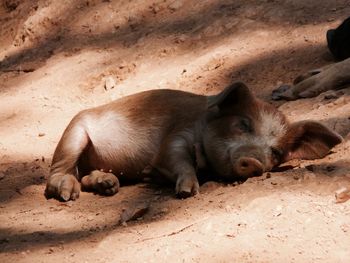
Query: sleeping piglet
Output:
[[45, 82, 342, 201]]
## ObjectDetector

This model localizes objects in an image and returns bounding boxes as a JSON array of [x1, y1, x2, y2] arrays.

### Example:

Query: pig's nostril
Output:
[[241, 161, 249, 168]]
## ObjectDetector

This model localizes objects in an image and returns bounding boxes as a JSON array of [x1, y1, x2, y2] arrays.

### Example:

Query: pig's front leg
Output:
[[175, 163, 200, 198], [150, 134, 200, 198]]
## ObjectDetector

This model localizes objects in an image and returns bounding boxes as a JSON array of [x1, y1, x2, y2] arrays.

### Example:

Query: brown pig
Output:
[[45, 82, 342, 201]]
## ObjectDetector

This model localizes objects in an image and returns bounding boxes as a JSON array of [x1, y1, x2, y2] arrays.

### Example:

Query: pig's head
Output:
[[202, 82, 342, 180]]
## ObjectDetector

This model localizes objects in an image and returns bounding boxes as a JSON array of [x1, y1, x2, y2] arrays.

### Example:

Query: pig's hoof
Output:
[[81, 170, 120, 196], [271, 84, 296, 100], [45, 173, 80, 201], [175, 175, 199, 199]]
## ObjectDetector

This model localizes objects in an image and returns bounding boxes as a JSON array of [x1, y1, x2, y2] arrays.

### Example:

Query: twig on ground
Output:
[[136, 218, 208, 243]]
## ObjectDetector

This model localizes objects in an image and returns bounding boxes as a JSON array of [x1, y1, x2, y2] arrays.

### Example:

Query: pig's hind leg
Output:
[[272, 67, 327, 100], [272, 58, 350, 100], [45, 113, 91, 201], [81, 170, 120, 196]]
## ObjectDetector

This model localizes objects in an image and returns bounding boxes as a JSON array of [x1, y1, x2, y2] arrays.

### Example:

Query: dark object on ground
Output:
[[327, 16, 350, 60]]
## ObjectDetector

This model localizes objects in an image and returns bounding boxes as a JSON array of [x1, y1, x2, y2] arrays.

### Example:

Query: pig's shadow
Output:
[[1, 155, 350, 254]]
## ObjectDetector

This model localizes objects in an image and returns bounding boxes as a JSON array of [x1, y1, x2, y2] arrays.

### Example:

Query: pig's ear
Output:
[[207, 82, 256, 110], [283, 121, 343, 161]]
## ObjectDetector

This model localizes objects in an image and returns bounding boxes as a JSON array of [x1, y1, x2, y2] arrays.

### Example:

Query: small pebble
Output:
[[293, 174, 300, 180], [335, 187, 350, 203], [168, 0, 183, 11], [104, 76, 116, 90]]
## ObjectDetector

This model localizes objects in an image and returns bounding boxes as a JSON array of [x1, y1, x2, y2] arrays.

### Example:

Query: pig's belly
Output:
[[84, 143, 158, 179], [81, 112, 163, 179]]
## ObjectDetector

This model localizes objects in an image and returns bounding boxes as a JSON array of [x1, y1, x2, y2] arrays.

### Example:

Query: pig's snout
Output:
[[235, 157, 264, 178]]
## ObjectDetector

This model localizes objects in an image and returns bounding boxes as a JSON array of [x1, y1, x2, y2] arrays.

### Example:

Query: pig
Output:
[[45, 82, 342, 201]]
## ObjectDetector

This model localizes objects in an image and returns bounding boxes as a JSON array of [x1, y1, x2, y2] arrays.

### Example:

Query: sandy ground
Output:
[[1, 0, 350, 262]]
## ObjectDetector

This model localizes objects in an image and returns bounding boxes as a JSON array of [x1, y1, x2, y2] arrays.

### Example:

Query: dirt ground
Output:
[[1, 0, 350, 262]]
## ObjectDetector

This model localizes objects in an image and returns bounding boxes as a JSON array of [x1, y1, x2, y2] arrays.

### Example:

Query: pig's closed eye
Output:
[[230, 117, 253, 134], [271, 147, 283, 163], [238, 117, 253, 133]]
